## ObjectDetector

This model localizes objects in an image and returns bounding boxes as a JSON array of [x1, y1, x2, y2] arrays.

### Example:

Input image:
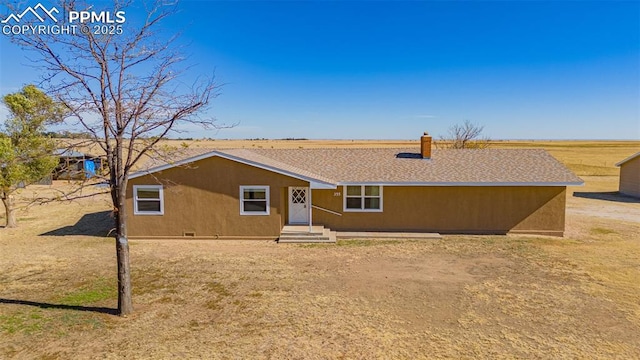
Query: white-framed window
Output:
[[240, 186, 270, 215], [343, 185, 383, 212], [133, 185, 164, 215]]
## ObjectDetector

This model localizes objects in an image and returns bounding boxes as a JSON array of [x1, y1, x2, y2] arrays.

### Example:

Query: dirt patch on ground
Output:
[[567, 176, 640, 224], [318, 253, 513, 329]]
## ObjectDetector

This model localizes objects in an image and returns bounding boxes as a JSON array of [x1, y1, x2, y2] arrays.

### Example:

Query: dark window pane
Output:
[[137, 189, 160, 199], [244, 189, 266, 200], [364, 198, 380, 209], [138, 200, 161, 212], [364, 186, 379, 196], [346, 197, 362, 209], [346, 186, 361, 196], [244, 200, 267, 212]]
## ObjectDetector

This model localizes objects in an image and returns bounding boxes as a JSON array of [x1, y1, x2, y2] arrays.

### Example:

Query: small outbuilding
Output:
[[615, 152, 640, 198], [53, 149, 104, 180]]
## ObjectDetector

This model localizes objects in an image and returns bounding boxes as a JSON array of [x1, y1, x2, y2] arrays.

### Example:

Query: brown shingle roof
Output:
[[240, 148, 582, 184], [215, 149, 336, 184], [132, 146, 583, 186]]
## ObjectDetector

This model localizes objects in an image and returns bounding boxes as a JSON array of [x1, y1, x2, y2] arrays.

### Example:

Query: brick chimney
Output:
[[420, 132, 432, 159]]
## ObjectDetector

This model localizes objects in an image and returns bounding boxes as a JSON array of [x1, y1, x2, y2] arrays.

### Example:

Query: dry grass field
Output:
[[1, 140, 639, 359]]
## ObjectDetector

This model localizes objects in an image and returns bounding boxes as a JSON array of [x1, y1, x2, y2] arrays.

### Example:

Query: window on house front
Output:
[[240, 186, 270, 215], [344, 185, 383, 212], [134, 185, 164, 215]]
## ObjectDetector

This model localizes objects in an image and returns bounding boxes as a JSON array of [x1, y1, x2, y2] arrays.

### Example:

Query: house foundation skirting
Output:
[[128, 235, 279, 240]]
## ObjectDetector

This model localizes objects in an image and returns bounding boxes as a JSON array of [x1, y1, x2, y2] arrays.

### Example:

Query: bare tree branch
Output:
[[437, 120, 491, 149], [5, 0, 223, 315]]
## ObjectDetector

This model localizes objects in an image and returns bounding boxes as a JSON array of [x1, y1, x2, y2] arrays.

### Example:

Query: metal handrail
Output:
[[311, 205, 342, 216]]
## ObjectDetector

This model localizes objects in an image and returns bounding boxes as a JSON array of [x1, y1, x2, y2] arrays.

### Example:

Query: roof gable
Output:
[[615, 152, 640, 167], [128, 149, 336, 189]]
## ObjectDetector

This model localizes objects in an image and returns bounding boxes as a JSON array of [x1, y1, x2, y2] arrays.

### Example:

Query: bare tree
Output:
[[438, 120, 490, 149], [6, 0, 220, 315]]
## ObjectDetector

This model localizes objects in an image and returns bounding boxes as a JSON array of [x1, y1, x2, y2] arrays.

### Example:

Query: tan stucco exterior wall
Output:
[[619, 157, 640, 198], [127, 156, 568, 238], [126, 156, 307, 239], [311, 186, 567, 236]]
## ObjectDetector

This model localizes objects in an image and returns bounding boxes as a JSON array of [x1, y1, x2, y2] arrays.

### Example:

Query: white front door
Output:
[[288, 187, 309, 224]]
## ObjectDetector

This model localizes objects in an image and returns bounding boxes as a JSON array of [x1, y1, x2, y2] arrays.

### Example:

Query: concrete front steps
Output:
[[279, 225, 337, 243]]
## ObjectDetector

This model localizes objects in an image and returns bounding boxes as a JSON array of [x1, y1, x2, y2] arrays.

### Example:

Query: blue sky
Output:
[[1, 0, 639, 140]]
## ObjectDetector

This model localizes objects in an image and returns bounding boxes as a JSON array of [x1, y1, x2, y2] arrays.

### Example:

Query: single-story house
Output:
[[615, 152, 640, 198], [126, 134, 583, 239], [53, 149, 104, 180]]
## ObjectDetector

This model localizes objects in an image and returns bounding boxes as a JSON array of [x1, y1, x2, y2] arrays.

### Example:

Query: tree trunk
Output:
[[115, 182, 133, 315], [116, 235, 133, 315], [1, 194, 17, 228]]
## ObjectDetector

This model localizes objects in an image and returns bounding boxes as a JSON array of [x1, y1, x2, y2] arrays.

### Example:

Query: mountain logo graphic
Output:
[[1, 3, 59, 24]]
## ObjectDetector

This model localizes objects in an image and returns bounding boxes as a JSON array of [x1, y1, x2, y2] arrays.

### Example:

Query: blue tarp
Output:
[[84, 160, 96, 178]]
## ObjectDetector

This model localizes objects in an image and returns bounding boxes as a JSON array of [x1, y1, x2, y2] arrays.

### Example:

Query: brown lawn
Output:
[[0, 140, 639, 359]]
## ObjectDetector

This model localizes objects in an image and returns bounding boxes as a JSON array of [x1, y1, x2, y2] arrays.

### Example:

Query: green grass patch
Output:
[[0, 310, 48, 334], [57, 277, 116, 306], [0, 281, 112, 335]]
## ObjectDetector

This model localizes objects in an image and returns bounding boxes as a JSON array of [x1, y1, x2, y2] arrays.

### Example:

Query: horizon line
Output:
[[165, 137, 640, 142]]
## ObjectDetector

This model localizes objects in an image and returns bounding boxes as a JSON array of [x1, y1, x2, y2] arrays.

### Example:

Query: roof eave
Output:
[[337, 181, 585, 187], [128, 150, 338, 189], [615, 152, 640, 167], [128, 150, 221, 179]]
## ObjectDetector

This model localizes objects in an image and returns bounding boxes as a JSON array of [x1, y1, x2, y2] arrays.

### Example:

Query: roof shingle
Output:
[[132, 147, 583, 185]]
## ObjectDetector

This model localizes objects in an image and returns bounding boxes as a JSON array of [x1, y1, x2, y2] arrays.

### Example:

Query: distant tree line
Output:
[[43, 131, 93, 139]]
